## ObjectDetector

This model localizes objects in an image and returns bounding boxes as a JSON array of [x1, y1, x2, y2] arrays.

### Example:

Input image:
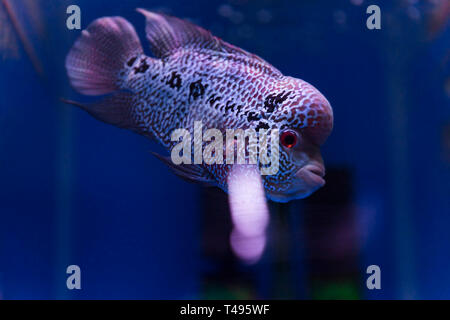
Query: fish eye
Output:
[[280, 130, 298, 148]]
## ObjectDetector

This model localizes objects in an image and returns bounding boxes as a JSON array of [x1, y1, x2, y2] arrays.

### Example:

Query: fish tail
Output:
[[65, 16, 144, 95]]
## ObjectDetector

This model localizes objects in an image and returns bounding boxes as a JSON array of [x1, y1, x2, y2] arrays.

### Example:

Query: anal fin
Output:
[[62, 92, 141, 132]]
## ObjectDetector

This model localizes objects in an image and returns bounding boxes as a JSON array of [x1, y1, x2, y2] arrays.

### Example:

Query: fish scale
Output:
[[128, 51, 274, 145], [65, 9, 333, 202]]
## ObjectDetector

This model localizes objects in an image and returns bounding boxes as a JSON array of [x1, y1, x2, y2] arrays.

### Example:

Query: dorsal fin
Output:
[[136, 8, 282, 76], [137, 8, 221, 58]]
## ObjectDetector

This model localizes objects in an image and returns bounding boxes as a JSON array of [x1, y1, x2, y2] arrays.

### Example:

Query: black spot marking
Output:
[[127, 56, 137, 67], [225, 101, 236, 113], [207, 94, 222, 107], [189, 80, 206, 100], [166, 71, 182, 90], [264, 91, 290, 113], [255, 122, 270, 130], [133, 58, 149, 74], [246, 111, 261, 122]]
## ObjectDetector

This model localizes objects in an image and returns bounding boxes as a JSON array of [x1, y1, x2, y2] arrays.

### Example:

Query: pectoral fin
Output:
[[152, 152, 216, 185]]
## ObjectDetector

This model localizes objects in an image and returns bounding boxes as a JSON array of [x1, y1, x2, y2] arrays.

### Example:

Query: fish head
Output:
[[262, 76, 333, 202]]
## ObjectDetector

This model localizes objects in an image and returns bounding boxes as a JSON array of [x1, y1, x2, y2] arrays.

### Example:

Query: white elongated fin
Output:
[[227, 165, 270, 264]]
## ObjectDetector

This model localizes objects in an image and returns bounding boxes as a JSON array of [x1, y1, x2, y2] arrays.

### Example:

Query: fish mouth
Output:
[[266, 163, 325, 203], [296, 163, 326, 188]]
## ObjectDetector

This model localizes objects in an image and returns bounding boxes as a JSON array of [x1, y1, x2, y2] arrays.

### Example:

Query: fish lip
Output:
[[266, 164, 325, 203], [296, 163, 326, 188]]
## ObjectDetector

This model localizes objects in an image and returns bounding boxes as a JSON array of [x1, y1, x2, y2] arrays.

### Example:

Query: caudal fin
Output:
[[65, 17, 143, 95]]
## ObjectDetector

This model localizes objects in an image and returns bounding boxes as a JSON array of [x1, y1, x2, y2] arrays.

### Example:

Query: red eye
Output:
[[280, 130, 298, 148]]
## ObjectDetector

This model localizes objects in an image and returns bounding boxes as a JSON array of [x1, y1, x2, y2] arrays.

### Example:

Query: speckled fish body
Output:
[[65, 9, 333, 202]]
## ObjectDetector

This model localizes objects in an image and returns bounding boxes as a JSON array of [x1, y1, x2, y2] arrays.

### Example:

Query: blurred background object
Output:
[[0, 0, 449, 299]]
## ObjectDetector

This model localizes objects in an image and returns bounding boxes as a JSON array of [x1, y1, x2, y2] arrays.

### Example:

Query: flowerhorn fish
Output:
[[65, 9, 333, 262]]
